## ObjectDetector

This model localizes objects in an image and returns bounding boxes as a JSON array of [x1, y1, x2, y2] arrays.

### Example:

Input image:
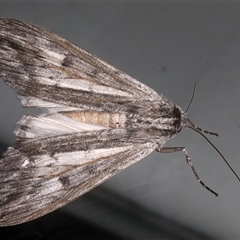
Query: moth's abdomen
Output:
[[61, 111, 126, 128]]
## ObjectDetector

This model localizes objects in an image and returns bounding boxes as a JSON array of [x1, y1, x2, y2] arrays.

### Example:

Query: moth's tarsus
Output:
[[183, 148, 218, 197], [199, 181, 218, 197]]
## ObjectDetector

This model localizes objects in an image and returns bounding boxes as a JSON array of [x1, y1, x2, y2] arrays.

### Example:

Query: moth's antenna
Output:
[[187, 123, 240, 182], [188, 118, 218, 136], [185, 82, 197, 113]]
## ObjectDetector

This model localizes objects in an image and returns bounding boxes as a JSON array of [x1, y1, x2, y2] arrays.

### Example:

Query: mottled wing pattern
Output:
[[0, 18, 159, 226], [0, 18, 160, 112], [0, 128, 155, 226]]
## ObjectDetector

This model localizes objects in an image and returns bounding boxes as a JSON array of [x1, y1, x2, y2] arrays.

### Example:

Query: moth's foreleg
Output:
[[156, 146, 218, 197]]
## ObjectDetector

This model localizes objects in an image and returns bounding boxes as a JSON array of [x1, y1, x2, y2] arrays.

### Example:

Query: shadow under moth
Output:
[[0, 18, 239, 226]]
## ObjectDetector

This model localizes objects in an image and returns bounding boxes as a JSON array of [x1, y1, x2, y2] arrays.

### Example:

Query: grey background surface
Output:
[[0, 2, 240, 239]]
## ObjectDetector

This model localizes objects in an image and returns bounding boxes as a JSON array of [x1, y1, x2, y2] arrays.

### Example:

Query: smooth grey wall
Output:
[[1, 2, 240, 239]]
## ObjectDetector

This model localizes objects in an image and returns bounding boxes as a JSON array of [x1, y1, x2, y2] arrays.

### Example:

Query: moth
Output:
[[0, 18, 239, 227]]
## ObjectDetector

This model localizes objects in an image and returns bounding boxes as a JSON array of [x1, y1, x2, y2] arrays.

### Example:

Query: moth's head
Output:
[[173, 105, 187, 133]]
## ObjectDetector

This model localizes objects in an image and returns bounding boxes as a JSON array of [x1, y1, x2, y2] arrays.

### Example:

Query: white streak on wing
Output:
[[37, 177, 63, 196], [19, 96, 83, 113], [21, 159, 29, 167], [33, 146, 133, 168], [36, 77, 133, 97], [15, 113, 107, 139], [41, 49, 65, 65], [19, 96, 65, 108]]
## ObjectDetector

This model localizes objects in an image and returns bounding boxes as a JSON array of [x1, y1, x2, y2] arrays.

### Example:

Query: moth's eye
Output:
[[173, 106, 182, 132]]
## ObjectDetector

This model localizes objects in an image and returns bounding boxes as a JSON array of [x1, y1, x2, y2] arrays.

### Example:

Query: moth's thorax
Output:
[[126, 100, 187, 136]]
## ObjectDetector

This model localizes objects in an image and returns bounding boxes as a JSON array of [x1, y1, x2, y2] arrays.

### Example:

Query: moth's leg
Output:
[[156, 146, 218, 197]]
